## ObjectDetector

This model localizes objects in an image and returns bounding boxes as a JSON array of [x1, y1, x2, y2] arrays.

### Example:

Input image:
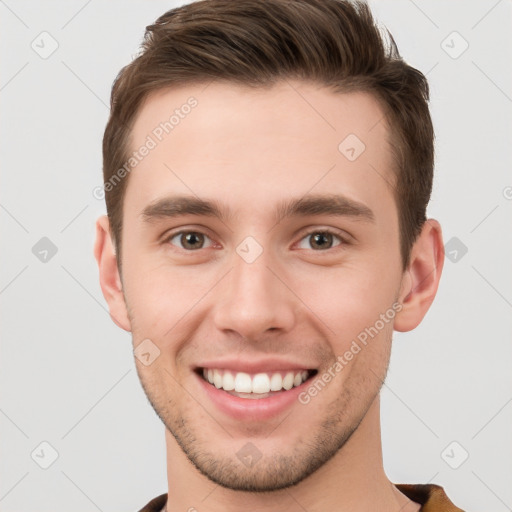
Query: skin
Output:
[[95, 80, 444, 512]]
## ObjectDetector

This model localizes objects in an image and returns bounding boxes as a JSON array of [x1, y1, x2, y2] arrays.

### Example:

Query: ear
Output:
[[94, 215, 132, 332], [394, 219, 444, 332]]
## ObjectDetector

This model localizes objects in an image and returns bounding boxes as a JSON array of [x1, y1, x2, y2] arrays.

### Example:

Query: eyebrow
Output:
[[275, 193, 375, 224], [140, 193, 375, 225]]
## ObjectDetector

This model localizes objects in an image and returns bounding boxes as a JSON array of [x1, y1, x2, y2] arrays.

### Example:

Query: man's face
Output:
[[119, 81, 406, 490]]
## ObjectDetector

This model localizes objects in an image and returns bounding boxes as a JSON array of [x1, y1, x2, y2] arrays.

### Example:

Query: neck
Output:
[[164, 395, 420, 512]]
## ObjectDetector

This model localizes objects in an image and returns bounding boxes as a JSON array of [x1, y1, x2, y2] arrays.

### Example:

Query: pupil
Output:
[[183, 232, 203, 249], [312, 232, 332, 249]]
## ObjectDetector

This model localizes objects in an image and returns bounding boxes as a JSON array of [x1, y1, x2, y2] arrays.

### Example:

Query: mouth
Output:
[[194, 367, 319, 399]]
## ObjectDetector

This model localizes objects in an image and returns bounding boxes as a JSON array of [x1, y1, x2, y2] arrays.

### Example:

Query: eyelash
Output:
[[162, 228, 350, 252]]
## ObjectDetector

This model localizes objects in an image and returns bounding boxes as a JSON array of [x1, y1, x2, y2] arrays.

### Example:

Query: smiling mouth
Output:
[[195, 367, 318, 398]]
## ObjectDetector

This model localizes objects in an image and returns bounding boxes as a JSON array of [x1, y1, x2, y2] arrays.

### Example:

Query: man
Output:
[[94, 0, 463, 510]]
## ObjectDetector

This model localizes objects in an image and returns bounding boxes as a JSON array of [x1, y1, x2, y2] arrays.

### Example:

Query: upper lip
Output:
[[195, 358, 317, 374]]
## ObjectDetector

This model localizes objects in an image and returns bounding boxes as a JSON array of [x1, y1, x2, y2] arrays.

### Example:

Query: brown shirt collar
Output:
[[137, 484, 464, 512]]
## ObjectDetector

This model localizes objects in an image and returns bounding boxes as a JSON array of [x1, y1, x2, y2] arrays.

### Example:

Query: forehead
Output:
[[125, 80, 396, 224]]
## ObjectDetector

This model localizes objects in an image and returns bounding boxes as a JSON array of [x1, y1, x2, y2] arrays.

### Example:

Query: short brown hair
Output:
[[103, 0, 434, 271]]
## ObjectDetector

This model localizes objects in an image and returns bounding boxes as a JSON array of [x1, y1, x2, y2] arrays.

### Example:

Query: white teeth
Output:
[[234, 372, 252, 393], [213, 369, 223, 389], [269, 373, 282, 391], [252, 373, 270, 393], [282, 372, 294, 390], [222, 371, 235, 391], [202, 368, 310, 394]]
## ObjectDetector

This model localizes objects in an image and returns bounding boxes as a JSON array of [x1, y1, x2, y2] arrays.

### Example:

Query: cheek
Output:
[[291, 263, 399, 344], [122, 258, 218, 335]]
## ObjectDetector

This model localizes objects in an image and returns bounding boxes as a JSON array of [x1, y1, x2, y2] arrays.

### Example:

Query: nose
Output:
[[212, 250, 297, 341]]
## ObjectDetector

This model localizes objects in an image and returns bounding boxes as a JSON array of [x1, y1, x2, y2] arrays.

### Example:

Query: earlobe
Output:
[[94, 215, 132, 332], [394, 219, 444, 332]]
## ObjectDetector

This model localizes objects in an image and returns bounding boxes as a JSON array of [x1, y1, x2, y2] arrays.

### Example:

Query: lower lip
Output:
[[195, 371, 311, 421]]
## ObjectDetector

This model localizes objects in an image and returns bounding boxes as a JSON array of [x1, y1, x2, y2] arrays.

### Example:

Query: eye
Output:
[[166, 231, 214, 251], [296, 230, 345, 251]]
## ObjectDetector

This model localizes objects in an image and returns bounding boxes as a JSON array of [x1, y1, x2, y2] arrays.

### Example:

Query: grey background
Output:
[[1, 1, 511, 511]]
